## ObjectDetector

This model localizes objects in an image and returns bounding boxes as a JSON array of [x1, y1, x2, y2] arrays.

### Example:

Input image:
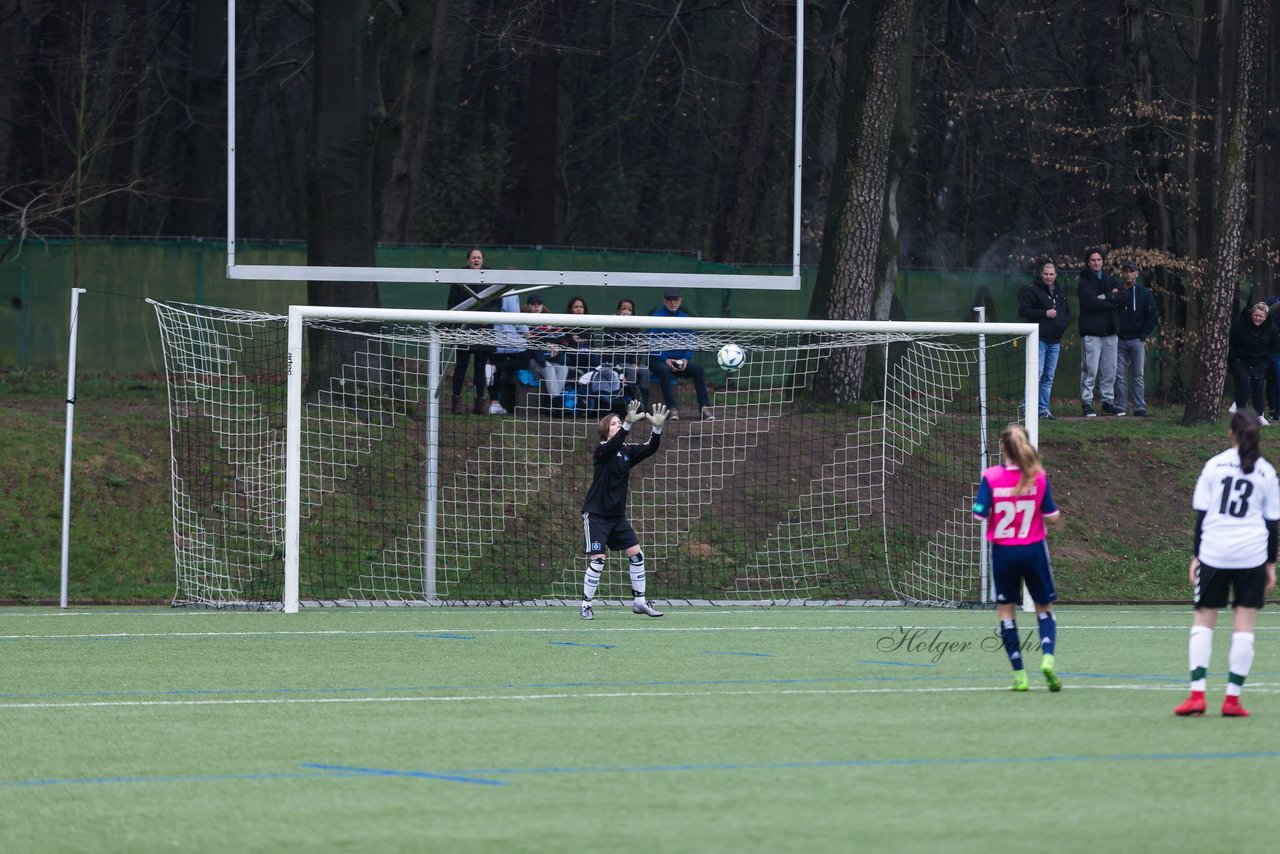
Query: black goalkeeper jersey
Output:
[[581, 423, 661, 517]]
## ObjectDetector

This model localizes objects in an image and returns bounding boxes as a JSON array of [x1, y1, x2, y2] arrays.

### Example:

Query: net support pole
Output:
[[59, 287, 87, 609], [424, 331, 442, 600], [283, 307, 303, 613], [791, 0, 804, 277], [974, 307, 990, 604]]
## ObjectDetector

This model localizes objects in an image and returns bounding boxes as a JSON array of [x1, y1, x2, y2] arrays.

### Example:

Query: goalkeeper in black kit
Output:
[[579, 399, 670, 620]]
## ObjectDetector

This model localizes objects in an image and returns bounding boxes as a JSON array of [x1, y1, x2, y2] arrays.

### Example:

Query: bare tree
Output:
[[810, 0, 913, 402], [1182, 0, 1269, 424], [305, 0, 401, 397]]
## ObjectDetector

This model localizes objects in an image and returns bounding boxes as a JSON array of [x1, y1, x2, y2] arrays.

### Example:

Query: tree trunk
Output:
[[516, 0, 574, 245], [377, 0, 449, 244], [715, 0, 789, 265], [306, 0, 398, 397], [809, 0, 913, 403], [1182, 0, 1269, 425]]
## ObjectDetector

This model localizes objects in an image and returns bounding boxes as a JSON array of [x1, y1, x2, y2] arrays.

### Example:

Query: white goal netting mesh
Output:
[[152, 301, 1029, 608]]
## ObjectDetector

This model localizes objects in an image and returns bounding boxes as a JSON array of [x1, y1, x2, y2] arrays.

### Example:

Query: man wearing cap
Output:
[[648, 290, 714, 421], [1114, 259, 1157, 417]]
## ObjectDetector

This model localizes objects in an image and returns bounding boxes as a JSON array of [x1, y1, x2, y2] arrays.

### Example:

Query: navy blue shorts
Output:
[[990, 541, 1057, 606], [582, 513, 639, 555]]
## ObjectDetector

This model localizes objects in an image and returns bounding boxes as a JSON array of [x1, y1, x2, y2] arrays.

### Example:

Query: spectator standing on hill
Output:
[[1229, 303, 1279, 424], [1077, 248, 1121, 417], [971, 423, 1063, 693], [649, 290, 713, 421], [1175, 410, 1278, 717], [448, 248, 492, 414], [1018, 259, 1072, 421], [1114, 259, 1158, 417]]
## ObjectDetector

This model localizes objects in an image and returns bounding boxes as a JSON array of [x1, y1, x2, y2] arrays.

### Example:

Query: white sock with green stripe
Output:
[[1188, 625, 1212, 692], [1227, 631, 1254, 697]]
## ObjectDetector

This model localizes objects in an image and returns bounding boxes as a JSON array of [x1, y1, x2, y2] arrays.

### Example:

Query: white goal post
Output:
[[153, 300, 1038, 612]]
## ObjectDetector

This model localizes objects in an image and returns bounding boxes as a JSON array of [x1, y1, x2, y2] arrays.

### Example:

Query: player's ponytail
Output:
[[1231, 410, 1262, 474], [1000, 423, 1044, 495]]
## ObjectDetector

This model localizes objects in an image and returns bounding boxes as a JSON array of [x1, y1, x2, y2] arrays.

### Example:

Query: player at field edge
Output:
[[1175, 409, 1279, 717], [972, 423, 1064, 692], [579, 399, 669, 620]]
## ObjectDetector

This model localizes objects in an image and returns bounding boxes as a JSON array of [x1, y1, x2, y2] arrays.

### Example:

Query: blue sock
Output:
[[1000, 619, 1023, 670], [1037, 610, 1056, 656]]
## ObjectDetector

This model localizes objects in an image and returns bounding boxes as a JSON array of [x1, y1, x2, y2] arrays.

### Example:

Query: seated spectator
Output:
[[648, 289, 713, 421], [605, 297, 651, 408], [488, 292, 528, 414], [526, 295, 570, 400], [559, 296, 596, 377], [1229, 302, 1278, 424]]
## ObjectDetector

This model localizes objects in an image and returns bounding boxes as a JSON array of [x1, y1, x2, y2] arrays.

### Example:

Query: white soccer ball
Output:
[[716, 342, 745, 372]]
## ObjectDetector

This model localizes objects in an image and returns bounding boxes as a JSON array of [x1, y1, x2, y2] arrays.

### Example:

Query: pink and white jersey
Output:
[[972, 465, 1059, 545]]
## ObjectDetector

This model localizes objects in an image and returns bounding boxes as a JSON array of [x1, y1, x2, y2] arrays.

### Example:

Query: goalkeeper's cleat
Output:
[[1040, 654, 1062, 692], [632, 599, 664, 617], [580, 604, 594, 621], [1222, 697, 1250, 717], [1010, 670, 1029, 692], [1174, 693, 1206, 716]]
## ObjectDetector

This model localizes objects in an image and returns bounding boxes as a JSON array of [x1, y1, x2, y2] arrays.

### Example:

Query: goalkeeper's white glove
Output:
[[648, 403, 669, 430], [624, 399, 646, 425]]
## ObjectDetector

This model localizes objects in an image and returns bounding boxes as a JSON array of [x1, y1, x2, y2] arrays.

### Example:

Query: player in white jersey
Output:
[[1176, 410, 1279, 717]]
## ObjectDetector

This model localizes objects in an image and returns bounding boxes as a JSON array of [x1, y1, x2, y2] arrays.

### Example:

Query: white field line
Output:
[[4, 624, 1270, 641], [4, 681, 1270, 711]]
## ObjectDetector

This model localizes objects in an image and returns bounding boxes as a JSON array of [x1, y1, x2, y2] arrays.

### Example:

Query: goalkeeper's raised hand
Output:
[[648, 403, 669, 429], [624, 399, 646, 424]]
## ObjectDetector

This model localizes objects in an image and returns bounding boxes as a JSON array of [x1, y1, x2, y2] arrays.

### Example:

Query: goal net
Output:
[[152, 300, 1036, 610]]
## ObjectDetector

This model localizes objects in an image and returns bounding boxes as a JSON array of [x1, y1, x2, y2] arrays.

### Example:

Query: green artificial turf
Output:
[[1, 605, 1275, 852]]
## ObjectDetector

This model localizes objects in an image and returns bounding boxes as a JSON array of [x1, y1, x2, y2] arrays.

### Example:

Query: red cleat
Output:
[[1174, 694, 1206, 716], [1222, 698, 1250, 717]]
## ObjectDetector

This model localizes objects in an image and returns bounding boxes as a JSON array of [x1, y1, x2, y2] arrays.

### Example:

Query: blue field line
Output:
[[701, 651, 771, 657], [858, 659, 937, 668], [447, 750, 1280, 778], [414, 633, 475, 640], [7, 749, 1279, 792], [549, 641, 617, 649], [0, 670, 1184, 701], [301, 763, 505, 786]]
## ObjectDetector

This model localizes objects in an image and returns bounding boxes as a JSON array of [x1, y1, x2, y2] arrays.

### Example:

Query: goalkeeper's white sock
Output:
[[1227, 631, 1254, 697], [582, 557, 604, 605], [628, 551, 646, 602], [1188, 625, 1212, 692]]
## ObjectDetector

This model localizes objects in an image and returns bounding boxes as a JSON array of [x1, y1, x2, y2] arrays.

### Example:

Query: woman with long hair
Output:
[[1176, 410, 1279, 716], [972, 423, 1063, 692]]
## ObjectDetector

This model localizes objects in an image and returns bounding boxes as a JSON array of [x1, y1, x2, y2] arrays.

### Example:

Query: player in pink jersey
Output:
[[972, 423, 1063, 692]]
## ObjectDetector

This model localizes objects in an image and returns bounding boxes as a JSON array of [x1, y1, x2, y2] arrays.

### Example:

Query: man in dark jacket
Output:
[[1077, 248, 1121, 416], [1114, 259, 1158, 417], [1018, 258, 1072, 421]]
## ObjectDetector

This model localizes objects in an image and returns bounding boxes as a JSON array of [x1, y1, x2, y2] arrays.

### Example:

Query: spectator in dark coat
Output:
[[1229, 302, 1280, 423], [1077, 248, 1121, 417], [1018, 259, 1072, 421], [1114, 259, 1158, 417]]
